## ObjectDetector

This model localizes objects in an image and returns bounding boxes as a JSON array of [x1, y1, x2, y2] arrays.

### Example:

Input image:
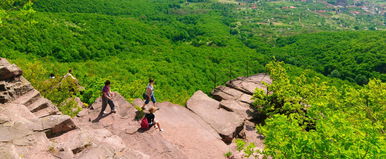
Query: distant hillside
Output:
[[1, 0, 266, 105], [268, 31, 386, 84], [218, 0, 385, 41], [0, 0, 384, 105]]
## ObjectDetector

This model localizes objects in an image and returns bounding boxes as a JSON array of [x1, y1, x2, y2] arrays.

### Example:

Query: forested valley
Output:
[[0, 0, 384, 158]]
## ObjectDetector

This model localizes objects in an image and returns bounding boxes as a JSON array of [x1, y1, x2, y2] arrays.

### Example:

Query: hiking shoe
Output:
[[159, 129, 164, 132], [111, 110, 117, 113], [154, 125, 158, 129]]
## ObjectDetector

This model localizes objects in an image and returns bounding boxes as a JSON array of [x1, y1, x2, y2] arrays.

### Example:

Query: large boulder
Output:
[[244, 73, 272, 85], [0, 104, 41, 142], [187, 90, 244, 144], [212, 86, 243, 101], [226, 73, 271, 95], [220, 99, 254, 120], [156, 102, 229, 158], [212, 74, 273, 123], [212, 86, 254, 104], [0, 104, 56, 159], [39, 115, 77, 138]]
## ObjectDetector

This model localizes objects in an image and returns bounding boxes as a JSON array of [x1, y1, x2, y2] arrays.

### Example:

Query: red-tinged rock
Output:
[[0, 65, 23, 80], [187, 90, 244, 144]]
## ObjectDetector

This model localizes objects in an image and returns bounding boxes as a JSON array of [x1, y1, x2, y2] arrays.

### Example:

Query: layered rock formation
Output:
[[0, 58, 271, 158], [185, 73, 271, 156], [0, 58, 142, 159], [0, 59, 77, 158]]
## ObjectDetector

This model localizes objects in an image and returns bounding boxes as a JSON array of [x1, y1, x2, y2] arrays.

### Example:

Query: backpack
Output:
[[140, 117, 149, 129]]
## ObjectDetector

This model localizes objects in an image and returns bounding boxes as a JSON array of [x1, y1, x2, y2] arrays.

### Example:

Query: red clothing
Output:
[[102, 85, 111, 97]]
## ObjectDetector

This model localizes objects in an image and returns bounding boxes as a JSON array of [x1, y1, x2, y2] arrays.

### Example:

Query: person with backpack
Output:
[[141, 79, 157, 110], [141, 107, 163, 131], [98, 80, 116, 116]]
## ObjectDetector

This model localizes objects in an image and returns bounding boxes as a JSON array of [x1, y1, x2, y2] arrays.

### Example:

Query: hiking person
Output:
[[63, 69, 76, 80], [141, 107, 163, 131], [49, 73, 55, 79], [99, 80, 116, 116], [141, 79, 157, 110]]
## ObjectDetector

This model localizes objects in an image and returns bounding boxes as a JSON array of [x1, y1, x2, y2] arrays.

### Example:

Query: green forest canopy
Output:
[[0, 0, 384, 110], [237, 61, 385, 158]]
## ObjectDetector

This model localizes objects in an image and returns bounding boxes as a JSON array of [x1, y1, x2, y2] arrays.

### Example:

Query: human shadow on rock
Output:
[[91, 112, 113, 123]]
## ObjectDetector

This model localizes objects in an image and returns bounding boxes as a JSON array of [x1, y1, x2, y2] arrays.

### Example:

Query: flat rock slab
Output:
[[212, 86, 244, 101], [245, 73, 272, 85], [212, 86, 254, 104], [226, 77, 266, 95], [220, 99, 254, 120], [51, 127, 148, 159], [119, 128, 188, 159], [75, 94, 235, 159], [75, 94, 187, 158], [156, 102, 229, 159], [187, 90, 244, 144], [76, 144, 149, 159]]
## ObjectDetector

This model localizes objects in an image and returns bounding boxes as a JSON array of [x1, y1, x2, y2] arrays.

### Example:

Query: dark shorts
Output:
[[143, 93, 156, 104]]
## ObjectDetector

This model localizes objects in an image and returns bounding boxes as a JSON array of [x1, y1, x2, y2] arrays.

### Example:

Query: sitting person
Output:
[[144, 107, 163, 131]]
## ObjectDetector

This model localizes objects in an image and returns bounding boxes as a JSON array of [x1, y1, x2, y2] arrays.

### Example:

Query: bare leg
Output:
[[155, 122, 162, 131], [153, 102, 159, 110], [151, 95, 158, 110]]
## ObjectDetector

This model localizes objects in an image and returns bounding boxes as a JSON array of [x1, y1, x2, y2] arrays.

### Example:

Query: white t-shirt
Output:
[[64, 73, 76, 80]]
